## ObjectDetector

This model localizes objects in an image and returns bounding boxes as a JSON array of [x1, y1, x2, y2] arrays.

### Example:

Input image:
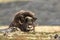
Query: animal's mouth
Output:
[[26, 25, 33, 31]]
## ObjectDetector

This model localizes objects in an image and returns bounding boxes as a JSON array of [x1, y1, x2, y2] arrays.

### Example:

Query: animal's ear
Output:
[[34, 17, 37, 20], [33, 17, 37, 22]]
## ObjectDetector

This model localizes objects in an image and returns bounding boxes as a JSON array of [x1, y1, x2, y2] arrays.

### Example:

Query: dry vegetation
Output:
[[0, 26, 60, 40]]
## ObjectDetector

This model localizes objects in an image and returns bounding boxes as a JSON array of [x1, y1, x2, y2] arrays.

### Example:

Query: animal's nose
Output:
[[28, 25, 32, 28]]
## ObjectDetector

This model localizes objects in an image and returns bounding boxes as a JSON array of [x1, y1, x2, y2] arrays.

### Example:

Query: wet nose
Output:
[[28, 25, 32, 28]]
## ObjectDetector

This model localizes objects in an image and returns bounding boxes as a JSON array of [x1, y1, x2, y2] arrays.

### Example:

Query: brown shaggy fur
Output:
[[9, 10, 37, 32]]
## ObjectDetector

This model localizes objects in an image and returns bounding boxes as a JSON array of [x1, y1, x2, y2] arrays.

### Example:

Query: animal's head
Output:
[[24, 16, 37, 31]]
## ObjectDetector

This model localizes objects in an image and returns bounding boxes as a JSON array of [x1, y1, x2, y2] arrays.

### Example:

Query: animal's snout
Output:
[[28, 25, 32, 28], [26, 25, 33, 31]]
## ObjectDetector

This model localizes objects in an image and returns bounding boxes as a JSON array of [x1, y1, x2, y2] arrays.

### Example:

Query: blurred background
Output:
[[0, 0, 60, 26]]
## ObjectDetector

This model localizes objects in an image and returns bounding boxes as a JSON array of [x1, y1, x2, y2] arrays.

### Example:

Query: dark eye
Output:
[[25, 18, 28, 22]]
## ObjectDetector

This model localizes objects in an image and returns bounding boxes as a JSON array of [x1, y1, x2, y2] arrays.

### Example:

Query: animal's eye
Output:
[[25, 18, 28, 22]]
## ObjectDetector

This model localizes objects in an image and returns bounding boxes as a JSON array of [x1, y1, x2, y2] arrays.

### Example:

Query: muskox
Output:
[[9, 10, 37, 32]]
